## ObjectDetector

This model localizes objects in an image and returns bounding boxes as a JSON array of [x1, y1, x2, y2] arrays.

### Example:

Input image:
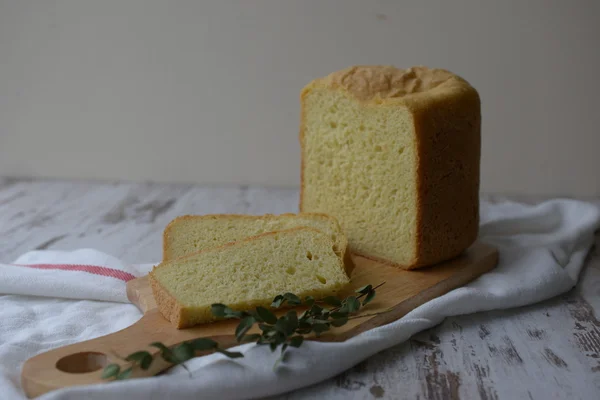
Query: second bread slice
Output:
[[150, 227, 351, 329], [163, 213, 353, 274]]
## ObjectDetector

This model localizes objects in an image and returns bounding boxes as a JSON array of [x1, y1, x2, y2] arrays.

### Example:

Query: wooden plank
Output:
[[1, 179, 598, 400], [20, 243, 498, 397]]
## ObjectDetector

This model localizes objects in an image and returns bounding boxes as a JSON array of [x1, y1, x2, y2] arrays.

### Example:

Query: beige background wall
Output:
[[0, 0, 598, 196]]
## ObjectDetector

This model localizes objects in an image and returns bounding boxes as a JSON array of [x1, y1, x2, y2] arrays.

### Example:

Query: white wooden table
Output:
[[1, 177, 599, 400]]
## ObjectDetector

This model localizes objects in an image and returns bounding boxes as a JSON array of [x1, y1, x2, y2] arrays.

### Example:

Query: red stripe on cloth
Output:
[[10, 263, 136, 282]]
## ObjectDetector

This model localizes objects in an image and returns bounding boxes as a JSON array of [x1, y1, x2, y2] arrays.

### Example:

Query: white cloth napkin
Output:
[[1, 199, 599, 400]]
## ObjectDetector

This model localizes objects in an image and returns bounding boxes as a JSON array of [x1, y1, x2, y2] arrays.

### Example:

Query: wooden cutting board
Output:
[[21, 242, 498, 398]]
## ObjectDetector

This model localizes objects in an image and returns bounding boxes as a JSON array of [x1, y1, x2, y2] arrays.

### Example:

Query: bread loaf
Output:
[[299, 65, 481, 269], [163, 213, 353, 274], [150, 227, 350, 329]]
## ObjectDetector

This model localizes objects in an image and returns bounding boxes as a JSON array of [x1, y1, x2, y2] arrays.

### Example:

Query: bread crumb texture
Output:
[[300, 65, 480, 269], [151, 227, 350, 329], [163, 212, 353, 274]]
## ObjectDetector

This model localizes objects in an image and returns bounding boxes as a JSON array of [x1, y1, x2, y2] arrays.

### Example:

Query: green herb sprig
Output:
[[101, 337, 243, 381], [102, 282, 384, 380]]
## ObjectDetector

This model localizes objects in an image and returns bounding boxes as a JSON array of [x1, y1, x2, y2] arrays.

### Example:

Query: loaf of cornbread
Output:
[[150, 227, 350, 329], [163, 213, 353, 274], [299, 65, 481, 269]]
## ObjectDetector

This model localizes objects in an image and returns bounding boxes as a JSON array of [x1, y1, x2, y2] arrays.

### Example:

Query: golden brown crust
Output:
[[299, 65, 480, 270], [149, 271, 184, 328], [152, 227, 350, 328], [412, 82, 480, 268], [342, 247, 356, 276], [299, 89, 307, 213], [302, 65, 471, 104]]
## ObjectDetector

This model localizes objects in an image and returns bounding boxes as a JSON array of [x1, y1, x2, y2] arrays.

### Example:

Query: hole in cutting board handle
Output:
[[55, 352, 108, 374]]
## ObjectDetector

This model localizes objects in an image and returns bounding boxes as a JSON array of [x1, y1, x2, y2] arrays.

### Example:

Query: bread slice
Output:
[[163, 213, 353, 274], [299, 65, 480, 269], [150, 227, 350, 329]]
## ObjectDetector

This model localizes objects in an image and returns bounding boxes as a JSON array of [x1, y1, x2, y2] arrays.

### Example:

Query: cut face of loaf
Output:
[[163, 213, 353, 274], [150, 227, 350, 329], [300, 65, 481, 269]]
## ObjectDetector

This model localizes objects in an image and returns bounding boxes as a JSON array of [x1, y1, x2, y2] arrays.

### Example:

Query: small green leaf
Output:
[[211, 303, 229, 317], [285, 311, 299, 334], [116, 367, 133, 380], [125, 351, 151, 363], [296, 320, 312, 334], [330, 315, 348, 327], [355, 284, 373, 295], [164, 352, 177, 364], [269, 342, 278, 352], [149, 342, 169, 352], [283, 293, 301, 306], [289, 336, 304, 348], [271, 331, 286, 345], [190, 338, 218, 351], [216, 348, 244, 358], [322, 296, 342, 307], [312, 323, 330, 337], [140, 354, 153, 370], [101, 363, 120, 379], [308, 304, 323, 317], [344, 296, 361, 313], [362, 290, 376, 306], [298, 320, 311, 328], [247, 310, 262, 322], [256, 306, 277, 324], [330, 311, 348, 319], [125, 351, 153, 370], [235, 316, 256, 342], [150, 342, 177, 364], [172, 342, 195, 363], [259, 323, 274, 332], [274, 318, 290, 335], [304, 296, 315, 307], [271, 295, 284, 308], [163, 352, 178, 364]]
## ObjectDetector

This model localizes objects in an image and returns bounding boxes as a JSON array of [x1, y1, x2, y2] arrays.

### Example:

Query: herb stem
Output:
[[103, 282, 385, 381], [328, 281, 386, 313]]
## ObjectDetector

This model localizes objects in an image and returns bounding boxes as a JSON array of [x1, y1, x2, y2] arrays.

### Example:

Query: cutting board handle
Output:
[[21, 312, 166, 398], [21, 275, 244, 398], [20, 310, 239, 398]]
